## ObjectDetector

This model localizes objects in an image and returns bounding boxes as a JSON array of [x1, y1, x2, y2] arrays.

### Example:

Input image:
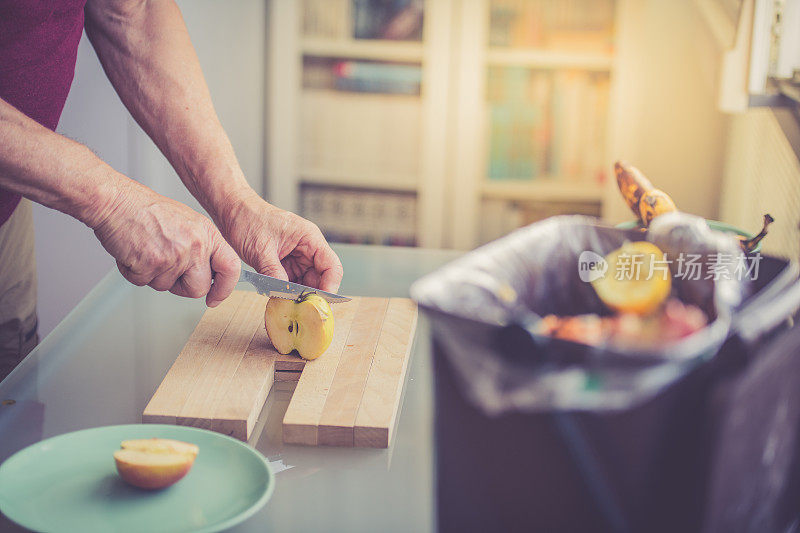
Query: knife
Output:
[[239, 266, 351, 304]]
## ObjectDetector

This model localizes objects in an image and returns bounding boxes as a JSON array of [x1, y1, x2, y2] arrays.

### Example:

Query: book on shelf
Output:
[[489, 0, 616, 51], [552, 70, 609, 184], [479, 198, 524, 245], [489, 0, 615, 53], [333, 61, 422, 95], [487, 66, 609, 185], [298, 89, 421, 186], [352, 0, 424, 41], [303, 57, 422, 96], [551, 70, 583, 178], [302, 0, 350, 40], [479, 197, 601, 245], [487, 67, 552, 180], [302, 0, 424, 43], [301, 185, 417, 246]]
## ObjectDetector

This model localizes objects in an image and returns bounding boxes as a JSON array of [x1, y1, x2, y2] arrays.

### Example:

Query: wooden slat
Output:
[[176, 293, 264, 429], [282, 298, 360, 445], [143, 291, 246, 424], [354, 299, 418, 448], [275, 370, 303, 382], [274, 380, 299, 393], [317, 298, 390, 446], [275, 353, 306, 371], [212, 324, 277, 441]]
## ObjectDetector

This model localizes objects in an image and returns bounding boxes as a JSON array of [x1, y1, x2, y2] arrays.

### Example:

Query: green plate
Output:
[[0, 424, 274, 533]]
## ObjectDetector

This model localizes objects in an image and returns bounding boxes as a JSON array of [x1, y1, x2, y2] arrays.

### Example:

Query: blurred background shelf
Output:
[[269, 0, 619, 249], [486, 48, 613, 70], [299, 168, 419, 192], [301, 38, 424, 62], [481, 180, 604, 202]]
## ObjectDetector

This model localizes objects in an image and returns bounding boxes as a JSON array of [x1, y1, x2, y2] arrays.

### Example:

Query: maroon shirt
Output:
[[0, 0, 87, 226]]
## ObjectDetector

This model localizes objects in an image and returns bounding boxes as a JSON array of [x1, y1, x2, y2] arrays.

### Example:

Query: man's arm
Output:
[[83, 0, 246, 221], [0, 97, 119, 228], [84, 0, 343, 292], [0, 97, 241, 305]]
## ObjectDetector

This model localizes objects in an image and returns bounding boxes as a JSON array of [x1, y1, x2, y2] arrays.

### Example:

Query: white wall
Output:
[[720, 109, 800, 260], [132, 0, 266, 206], [35, 36, 125, 337], [35, 0, 265, 336], [603, 0, 729, 224]]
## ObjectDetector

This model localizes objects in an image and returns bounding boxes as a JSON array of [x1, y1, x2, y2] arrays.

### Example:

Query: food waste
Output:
[[535, 241, 707, 349], [536, 298, 707, 349]]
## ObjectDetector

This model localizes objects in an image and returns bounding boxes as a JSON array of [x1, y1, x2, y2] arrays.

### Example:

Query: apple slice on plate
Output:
[[114, 438, 198, 490]]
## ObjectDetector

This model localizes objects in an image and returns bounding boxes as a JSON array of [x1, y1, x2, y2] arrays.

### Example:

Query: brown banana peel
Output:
[[737, 214, 774, 253], [615, 161, 654, 219], [639, 189, 678, 226]]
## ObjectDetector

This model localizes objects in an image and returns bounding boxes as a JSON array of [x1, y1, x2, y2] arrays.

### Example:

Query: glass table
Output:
[[0, 244, 462, 532]]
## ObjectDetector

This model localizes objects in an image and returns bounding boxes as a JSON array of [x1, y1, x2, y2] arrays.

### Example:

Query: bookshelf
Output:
[[450, 0, 617, 247], [267, 0, 451, 247], [266, 0, 618, 249]]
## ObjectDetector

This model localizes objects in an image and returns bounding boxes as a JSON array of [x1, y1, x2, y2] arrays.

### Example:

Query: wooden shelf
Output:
[[486, 48, 613, 70], [301, 38, 424, 63], [481, 180, 604, 202], [299, 167, 419, 192], [302, 87, 421, 102]]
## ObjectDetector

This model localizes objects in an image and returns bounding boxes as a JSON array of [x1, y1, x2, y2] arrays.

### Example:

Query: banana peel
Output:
[[639, 189, 677, 226], [614, 161, 677, 227], [615, 161, 654, 219], [738, 214, 774, 253]]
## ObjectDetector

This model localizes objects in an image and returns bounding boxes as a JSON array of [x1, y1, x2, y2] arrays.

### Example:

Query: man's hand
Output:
[[219, 190, 343, 293], [92, 183, 241, 307]]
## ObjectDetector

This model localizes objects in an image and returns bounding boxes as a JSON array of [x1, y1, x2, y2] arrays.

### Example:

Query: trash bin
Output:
[[411, 215, 800, 533]]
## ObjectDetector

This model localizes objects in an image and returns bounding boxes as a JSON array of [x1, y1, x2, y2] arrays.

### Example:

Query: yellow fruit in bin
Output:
[[591, 241, 672, 315]]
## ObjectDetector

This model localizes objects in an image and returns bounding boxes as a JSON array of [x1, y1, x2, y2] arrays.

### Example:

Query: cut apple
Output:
[[114, 438, 198, 490], [265, 293, 334, 360], [591, 241, 672, 315], [120, 438, 198, 455]]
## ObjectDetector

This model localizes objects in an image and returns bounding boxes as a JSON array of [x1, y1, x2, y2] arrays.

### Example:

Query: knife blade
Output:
[[239, 267, 351, 304]]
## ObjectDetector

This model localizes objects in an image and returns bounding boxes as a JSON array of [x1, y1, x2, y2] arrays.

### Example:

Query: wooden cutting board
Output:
[[142, 291, 418, 448]]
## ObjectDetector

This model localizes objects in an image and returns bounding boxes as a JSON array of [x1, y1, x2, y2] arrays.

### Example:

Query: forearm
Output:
[[84, 0, 254, 227], [0, 97, 137, 228]]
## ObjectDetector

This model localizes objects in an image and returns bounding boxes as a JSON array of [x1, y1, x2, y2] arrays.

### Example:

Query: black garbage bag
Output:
[[411, 214, 800, 533]]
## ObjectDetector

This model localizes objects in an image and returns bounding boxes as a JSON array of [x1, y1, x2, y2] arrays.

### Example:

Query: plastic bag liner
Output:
[[410, 213, 751, 414]]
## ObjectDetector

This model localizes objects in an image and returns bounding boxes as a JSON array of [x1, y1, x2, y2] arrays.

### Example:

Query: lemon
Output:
[[591, 241, 672, 315]]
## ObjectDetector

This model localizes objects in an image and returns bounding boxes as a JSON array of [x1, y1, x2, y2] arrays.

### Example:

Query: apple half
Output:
[[114, 438, 198, 490], [265, 293, 334, 360]]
